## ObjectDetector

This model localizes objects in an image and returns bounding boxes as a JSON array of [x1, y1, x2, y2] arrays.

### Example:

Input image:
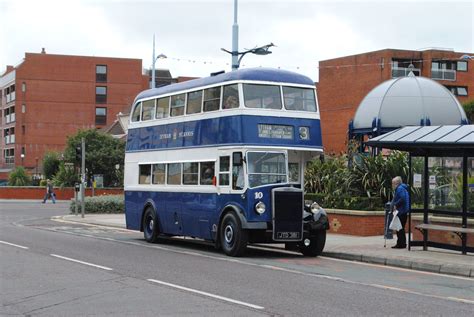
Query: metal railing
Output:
[[431, 69, 456, 81], [391, 67, 421, 78]]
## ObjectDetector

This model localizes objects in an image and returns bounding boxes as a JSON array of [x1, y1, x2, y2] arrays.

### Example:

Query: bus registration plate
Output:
[[277, 231, 300, 240]]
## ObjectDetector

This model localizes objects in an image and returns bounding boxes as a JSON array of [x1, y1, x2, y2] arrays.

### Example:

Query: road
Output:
[[1, 201, 473, 316]]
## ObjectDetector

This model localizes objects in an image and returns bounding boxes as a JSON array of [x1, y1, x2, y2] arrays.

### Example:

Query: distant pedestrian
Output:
[[390, 176, 409, 248], [42, 179, 56, 204]]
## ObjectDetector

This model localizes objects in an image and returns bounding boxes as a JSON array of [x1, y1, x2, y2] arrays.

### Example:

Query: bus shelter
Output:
[[367, 125, 474, 254]]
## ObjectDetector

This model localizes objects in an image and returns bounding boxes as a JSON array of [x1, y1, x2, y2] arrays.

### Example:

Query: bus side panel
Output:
[[180, 192, 217, 240], [124, 191, 144, 231]]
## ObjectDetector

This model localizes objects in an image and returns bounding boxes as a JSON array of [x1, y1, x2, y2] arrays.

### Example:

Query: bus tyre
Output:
[[299, 231, 326, 257], [143, 207, 159, 243], [220, 213, 248, 257]]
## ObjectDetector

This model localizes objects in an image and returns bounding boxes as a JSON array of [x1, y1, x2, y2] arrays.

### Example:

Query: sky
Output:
[[0, 0, 473, 81]]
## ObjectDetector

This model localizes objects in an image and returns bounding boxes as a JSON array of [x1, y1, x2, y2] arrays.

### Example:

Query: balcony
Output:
[[4, 156, 15, 165], [431, 69, 456, 81], [392, 66, 421, 78]]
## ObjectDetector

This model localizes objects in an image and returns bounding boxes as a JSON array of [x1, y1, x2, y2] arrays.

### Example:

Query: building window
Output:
[[457, 61, 468, 72], [96, 86, 107, 103], [445, 86, 468, 96], [22, 125, 25, 135], [95, 107, 107, 125], [22, 82, 26, 92], [22, 104, 26, 113], [96, 65, 107, 82]]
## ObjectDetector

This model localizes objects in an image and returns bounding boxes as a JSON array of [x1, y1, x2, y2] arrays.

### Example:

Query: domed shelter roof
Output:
[[351, 73, 468, 135]]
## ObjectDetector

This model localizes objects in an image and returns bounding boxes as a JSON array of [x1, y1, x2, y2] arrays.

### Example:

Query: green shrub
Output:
[[305, 193, 383, 211], [39, 179, 48, 187], [53, 162, 79, 188], [8, 167, 31, 186], [70, 195, 124, 214]]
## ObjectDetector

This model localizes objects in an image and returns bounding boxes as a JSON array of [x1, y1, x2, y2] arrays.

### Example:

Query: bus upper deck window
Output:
[[141, 99, 156, 121], [156, 97, 170, 119], [170, 94, 185, 117], [186, 90, 203, 115], [222, 84, 239, 109], [243, 84, 282, 109], [283, 86, 317, 112], [131, 102, 141, 122], [203, 87, 221, 112]]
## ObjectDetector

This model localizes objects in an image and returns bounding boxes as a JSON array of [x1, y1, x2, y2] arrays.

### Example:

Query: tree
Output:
[[8, 167, 31, 186], [42, 151, 61, 180], [64, 129, 125, 187], [462, 99, 474, 123]]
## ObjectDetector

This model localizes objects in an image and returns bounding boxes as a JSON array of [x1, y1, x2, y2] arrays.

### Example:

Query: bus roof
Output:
[[135, 67, 315, 102]]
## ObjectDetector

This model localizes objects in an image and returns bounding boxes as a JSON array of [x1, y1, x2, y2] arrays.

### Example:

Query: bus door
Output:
[[288, 150, 303, 188], [216, 151, 246, 213]]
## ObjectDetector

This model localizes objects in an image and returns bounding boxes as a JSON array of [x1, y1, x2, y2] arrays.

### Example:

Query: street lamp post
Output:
[[151, 35, 167, 89], [20, 153, 25, 166], [222, 0, 274, 70]]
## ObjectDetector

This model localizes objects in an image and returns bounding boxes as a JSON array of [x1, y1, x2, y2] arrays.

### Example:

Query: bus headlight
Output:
[[310, 202, 320, 213], [255, 201, 266, 214]]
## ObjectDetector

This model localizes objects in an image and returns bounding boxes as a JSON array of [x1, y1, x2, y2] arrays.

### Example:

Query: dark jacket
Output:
[[392, 183, 409, 215]]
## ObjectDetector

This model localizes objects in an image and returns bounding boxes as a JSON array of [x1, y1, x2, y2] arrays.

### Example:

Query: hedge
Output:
[[305, 193, 383, 211], [70, 195, 124, 214]]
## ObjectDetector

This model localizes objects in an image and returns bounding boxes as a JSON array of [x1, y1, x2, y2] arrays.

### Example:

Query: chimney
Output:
[[41, 48, 46, 54]]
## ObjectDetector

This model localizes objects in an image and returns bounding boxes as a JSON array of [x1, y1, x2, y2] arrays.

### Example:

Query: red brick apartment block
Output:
[[318, 49, 474, 154], [0, 50, 149, 179]]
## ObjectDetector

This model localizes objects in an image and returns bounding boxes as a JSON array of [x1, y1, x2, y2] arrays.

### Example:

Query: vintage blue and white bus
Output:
[[124, 67, 329, 256]]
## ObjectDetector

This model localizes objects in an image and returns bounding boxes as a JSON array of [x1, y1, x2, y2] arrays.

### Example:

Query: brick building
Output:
[[0, 50, 149, 180], [318, 49, 474, 154]]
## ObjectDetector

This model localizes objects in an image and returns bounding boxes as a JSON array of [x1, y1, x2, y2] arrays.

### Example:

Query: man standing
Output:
[[391, 176, 409, 248]]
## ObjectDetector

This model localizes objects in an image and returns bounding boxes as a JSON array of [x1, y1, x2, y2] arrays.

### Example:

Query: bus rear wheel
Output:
[[220, 213, 248, 257], [299, 230, 326, 257], [143, 207, 159, 243]]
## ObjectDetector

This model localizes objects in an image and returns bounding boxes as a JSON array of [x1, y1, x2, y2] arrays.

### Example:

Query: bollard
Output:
[[384, 202, 393, 239]]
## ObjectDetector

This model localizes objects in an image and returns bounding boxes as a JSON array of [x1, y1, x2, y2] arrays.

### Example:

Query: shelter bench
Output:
[[414, 223, 474, 254]]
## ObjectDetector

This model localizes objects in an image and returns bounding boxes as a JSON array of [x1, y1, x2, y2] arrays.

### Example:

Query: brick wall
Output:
[[326, 209, 386, 236], [0, 186, 123, 200]]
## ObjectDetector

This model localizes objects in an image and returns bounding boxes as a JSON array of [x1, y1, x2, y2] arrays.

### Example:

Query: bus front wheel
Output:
[[143, 207, 159, 243], [299, 230, 326, 257], [220, 213, 248, 257]]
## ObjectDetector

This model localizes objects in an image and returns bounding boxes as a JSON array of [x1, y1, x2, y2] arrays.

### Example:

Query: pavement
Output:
[[58, 213, 474, 278]]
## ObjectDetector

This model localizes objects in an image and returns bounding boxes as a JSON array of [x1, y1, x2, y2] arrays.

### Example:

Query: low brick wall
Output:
[[0, 186, 123, 200], [326, 209, 386, 236], [411, 215, 474, 248]]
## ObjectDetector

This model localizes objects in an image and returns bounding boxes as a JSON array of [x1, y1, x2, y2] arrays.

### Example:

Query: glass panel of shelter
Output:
[[428, 157, 462, 212], [469, 157, 474, 213]]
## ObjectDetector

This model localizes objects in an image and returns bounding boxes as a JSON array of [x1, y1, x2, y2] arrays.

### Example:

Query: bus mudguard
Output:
[[219, 204, 267, 230]]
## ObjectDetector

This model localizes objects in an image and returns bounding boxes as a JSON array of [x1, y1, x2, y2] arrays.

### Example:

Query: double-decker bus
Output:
[[124, 68, 329, 256]]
